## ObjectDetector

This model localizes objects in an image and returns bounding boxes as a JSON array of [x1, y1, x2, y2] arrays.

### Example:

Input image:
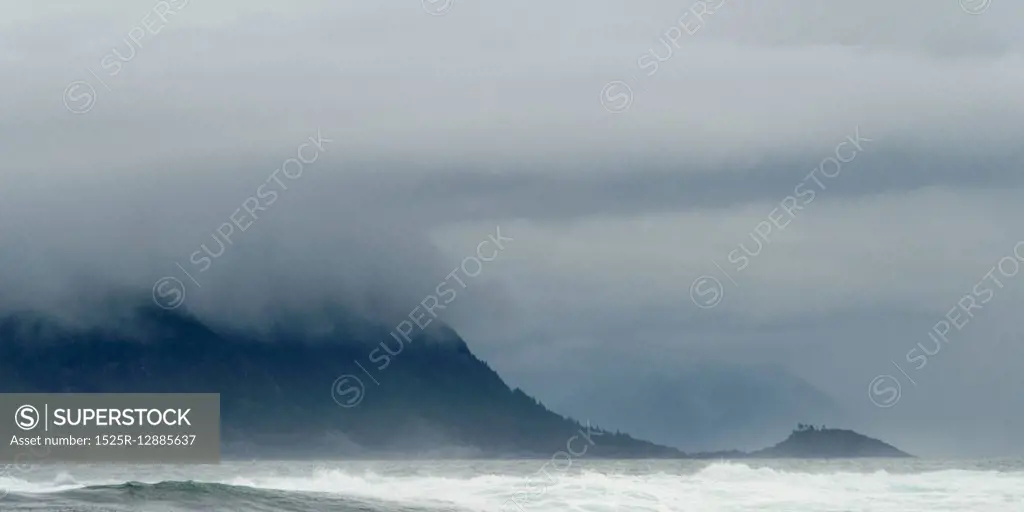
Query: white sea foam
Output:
[[0, 474, 83, 495], [222, 462, 1024, 511], [4, 462, 1024, 511]]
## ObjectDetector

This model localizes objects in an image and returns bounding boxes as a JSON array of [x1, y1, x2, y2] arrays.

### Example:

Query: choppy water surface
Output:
[[3, 458, 1023, 511]]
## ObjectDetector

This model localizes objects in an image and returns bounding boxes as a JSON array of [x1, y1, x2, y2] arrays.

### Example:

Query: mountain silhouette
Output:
[[0, 303, 678, 458], [0, 302, 910, 459]]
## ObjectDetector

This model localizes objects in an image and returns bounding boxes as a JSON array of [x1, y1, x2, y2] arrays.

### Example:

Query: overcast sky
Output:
[[2, 0, 1023, 456]]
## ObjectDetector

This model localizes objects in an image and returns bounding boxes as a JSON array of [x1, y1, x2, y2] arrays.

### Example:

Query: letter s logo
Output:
[[868, 375, 901, 408], [15, 405, 40, 431]]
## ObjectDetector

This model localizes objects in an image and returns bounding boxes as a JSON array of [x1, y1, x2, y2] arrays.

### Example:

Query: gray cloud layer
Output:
[[2, 0, 1023, 456]]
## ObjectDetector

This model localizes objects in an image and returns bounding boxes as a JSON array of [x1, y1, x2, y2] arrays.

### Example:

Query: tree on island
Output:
[[795, 423, 829, 433]]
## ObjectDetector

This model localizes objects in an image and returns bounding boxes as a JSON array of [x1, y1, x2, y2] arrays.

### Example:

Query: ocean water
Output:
[[2, 459, 1023, 511]]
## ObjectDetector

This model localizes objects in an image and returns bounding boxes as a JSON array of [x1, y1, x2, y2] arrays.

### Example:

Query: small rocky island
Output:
[[693, 424, 912, 459], [753, 424, 911, 458]]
